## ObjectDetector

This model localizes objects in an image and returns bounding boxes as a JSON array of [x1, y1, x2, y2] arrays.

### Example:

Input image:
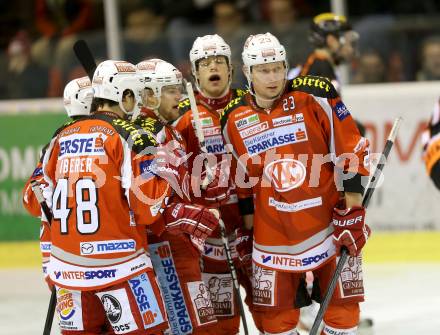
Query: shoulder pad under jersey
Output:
[[178, 98, 191, 115], [220, 94, 247, 130], [91, 114, 159, 154], [288, 75, 338, 99]]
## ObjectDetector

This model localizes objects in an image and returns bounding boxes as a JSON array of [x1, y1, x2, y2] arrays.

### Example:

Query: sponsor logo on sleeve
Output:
[[59, 133, 107, 158], [235, 114, 260, 130], [333, 101, 351, 121], [244, 123, 308, 156]]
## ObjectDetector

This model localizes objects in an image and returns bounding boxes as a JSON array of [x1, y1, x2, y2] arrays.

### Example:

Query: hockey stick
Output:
[[185, 81, 249, 334], [185, 81, 214, 187], [309, 117, 403, 335], [73, 39, 97, 81], [216, 215, 250, 335], [30, 180, 56, 335]]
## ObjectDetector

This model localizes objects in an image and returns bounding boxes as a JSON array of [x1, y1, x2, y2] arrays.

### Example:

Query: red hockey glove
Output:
[[146, 143, 191, 201], [235, 227, 253, 276], [332, 206, 371, 256], [199, 159, 231, 206], [164, 203, 219, 240]]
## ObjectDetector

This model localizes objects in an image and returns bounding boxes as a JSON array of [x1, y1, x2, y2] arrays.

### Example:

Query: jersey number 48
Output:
[[52, 178, 99, 234]]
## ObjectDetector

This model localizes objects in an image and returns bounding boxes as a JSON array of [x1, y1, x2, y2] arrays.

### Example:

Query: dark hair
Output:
[[91, 89, 134, 111]]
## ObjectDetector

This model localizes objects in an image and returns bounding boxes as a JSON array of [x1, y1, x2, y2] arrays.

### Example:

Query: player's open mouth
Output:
[[209, 74, 221, 82]]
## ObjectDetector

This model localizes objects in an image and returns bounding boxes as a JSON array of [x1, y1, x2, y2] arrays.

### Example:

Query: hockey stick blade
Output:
[[73, 39, 97, 80], [309, 117, 403, 335]]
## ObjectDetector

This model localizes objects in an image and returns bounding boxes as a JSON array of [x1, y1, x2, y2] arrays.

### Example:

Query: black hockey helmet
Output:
[[309, 13, 353, 47]]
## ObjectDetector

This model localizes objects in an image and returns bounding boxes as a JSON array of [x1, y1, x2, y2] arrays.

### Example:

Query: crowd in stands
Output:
[[1, 0, 440, 99]]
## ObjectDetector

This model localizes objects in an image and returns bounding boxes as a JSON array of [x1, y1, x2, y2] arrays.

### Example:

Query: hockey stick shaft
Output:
[[73, 39, 97, 81], [310, 117, 403, 335], [218, 219, 249, 335], [185, 81, 214, 188], [30, 180, 56, 335]]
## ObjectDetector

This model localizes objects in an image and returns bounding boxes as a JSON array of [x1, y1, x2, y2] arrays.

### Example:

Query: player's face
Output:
[[250, 61, 286, 100], [159, 84, 183, 121], [196, 56, 230, 97]]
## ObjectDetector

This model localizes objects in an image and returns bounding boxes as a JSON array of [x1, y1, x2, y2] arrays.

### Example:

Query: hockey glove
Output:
[[146, 143, 191, 202], [199, 159, 231, 206], [164, 203, 219, 240], [332, 206, 371, 256], [235, 227, 253, 277]]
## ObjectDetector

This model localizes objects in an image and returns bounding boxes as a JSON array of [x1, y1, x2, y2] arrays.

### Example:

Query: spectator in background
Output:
[[123, 5, 171, 64], [213, 0, 250, 86], [417, 35, 440, 81], [0, 30, 48, 99], [264, 0, 310, 67], [353, 50, 387, 84], [31, 0, 94, 97]]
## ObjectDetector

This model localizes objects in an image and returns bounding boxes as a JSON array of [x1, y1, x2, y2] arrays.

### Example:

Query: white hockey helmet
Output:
[[136, 58, 183, 100], [189, 34, 231, 75], [63, 76, 93, 117], [242, 33, 287, 79], [92, 60, 143, 115]]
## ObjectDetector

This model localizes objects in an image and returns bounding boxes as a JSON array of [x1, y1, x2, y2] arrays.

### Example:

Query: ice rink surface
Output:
[[1, 263, 440, 335]]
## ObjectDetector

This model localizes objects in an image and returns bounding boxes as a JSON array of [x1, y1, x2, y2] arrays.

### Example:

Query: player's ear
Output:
[[242, 65, 249, 77]]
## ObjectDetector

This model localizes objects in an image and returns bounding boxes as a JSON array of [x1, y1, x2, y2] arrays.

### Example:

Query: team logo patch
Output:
[[333, 101, 351, 121], [202, 273, 235, 317], [149, 242, 192, 334], [128, 273, 165, 329], [264, 159, 306, 192], [252, 265, 275, 306]]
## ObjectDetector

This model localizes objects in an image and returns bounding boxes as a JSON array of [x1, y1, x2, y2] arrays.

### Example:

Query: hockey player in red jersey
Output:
[[135, 58, 228, 334], [173, 34, 254, 335], [220, 33, 371, 335], [40, 60, 219, 334], [22, 76, 94, 285]]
